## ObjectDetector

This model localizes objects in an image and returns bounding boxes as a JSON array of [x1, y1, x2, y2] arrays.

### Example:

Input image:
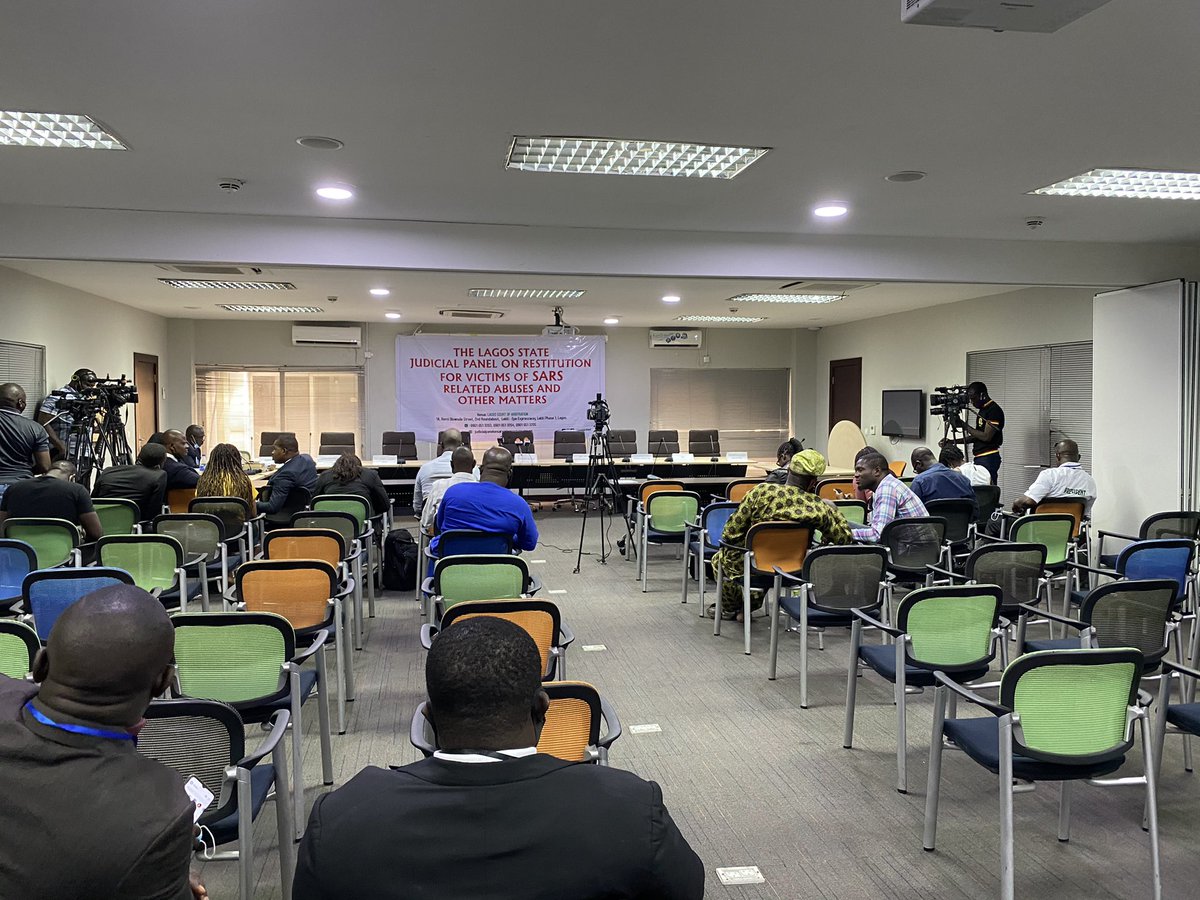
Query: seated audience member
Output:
[[909, 446, 978, 517], [92, 442, 170, 522], [0, 584, 205, 899], [292, 617, 704, 900], [419, 446, 477, 533], [938, 445, 991, 487], [851, 452, 928, 543], [184, 425, 205, 469], [432, 446, 536, 555], [710, 450, 853, 620], [0, 382, 52, 503], [764, 437, 803, 484], [412, 428, 464, 514], [160, 430, 200, 490], [195, 442, 256, 505], [256, 434, 318, 526], [314, 453, 390, 516], [851, 444, 880, 502], [1012, 439, 1097, 515], [0, 460, 103, 542]]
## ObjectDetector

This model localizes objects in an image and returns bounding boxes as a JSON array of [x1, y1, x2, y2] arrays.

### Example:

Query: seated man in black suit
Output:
[[161, 429, 200, 490], [0, 584, 205, 899], [92, 441, 170, 522], [256, 433, 318, 527], [293, 617, 705, 899]]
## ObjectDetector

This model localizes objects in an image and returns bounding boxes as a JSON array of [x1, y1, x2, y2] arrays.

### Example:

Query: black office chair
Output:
[[607, 430, 637, 458], [259, 431, 295, 457], [688, 429, 721, 458], [500, 430, 535, 454], [648, 430, 679, 457], [553, 430, 587, 459], [318, 432, 355, 455], [437, 430, 472, 455], [382, 431, 418, 461], [973, 484, 1001, 527]]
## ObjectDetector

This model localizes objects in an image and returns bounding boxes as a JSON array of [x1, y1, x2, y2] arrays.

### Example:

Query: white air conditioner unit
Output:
[[649, 328, 703, 348], [291, 324, 362, 347], [901, 0, 1114, 33]]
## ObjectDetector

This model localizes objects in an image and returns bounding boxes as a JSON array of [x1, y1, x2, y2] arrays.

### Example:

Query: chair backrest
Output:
[[802, 545, 888, 612], [438, 599, 563, 679], [607, 430, 637, 457], [973, 484, 1001, 525], [319, 432, 356, 455], [645, 491, 700, 534], [1010, 514, 1076, 566], [879, 516, 947, 574], [92, 498, 141, 534], [1140, 511, 1200, 542], [437, 430, 472, 455], [0, 539, 37, 599], [0, 620, 39, 678], [638, 480, 683, 505], [292, 510, 359, 555], [263, 528, 346, 568], [688, 429, 721, 456], [647, 430, 679, 456], [965, 542, 1047, 613], [888, 460, 907, 478], [725, 479, 760, 503], [895, 584, 1001, 671], [1000, 648, 1141, 764], [816, 478, 855, 501], [259, 431, 295, 457], [23, 568, 135, 641], [700, 502, 738, 550], [0, 519, 79, 569], [1034, 498, 1087, 539], [553, 430, 587, 459], [382, 430, 418, 460], [432, 555, 531, 609], [435, 529, 514, 558], [97, 534, 184, 592], [499, 430, 535, 454], [1116, 539, 1196, 601], [140, 699, 243, 822], [166, 487, 197, 515], [312, 494, 369, 533], [189, 496, 250, 541], [832, 499, 868, 525], [1078, 579, 1177, 668], [924, 499, 976, 544], [151, 514, 223, 563], [537, 681, 605, 762], [237, 559, 338, 631], [171, 612, 294, 703], [746, 521, 812, 577]]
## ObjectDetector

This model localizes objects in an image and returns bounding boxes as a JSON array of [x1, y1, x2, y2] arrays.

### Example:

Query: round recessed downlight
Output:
[[662, 294, 681, 304], [385, 312, 402, 319], [369, 288, 390, 297], [316, 184, 354, 200], [885, 171, 926, 183], [604, 317, 620, 325], [296, 136, 345, 151], [813, 204, 848, 218]]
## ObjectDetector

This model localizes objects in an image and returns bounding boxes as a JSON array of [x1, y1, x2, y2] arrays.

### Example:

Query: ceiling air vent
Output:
[[155, 264, 267, 276], [777, 280, 877, 294], [438, 309, 505, 320]]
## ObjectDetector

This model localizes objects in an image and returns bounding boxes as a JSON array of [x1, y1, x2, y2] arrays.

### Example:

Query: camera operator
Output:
[[939, 381, 1004, 486], [36, 368, 97, 460]]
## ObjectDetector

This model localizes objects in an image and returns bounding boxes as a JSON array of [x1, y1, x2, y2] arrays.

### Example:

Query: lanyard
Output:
[[24, 702, 137, 745]]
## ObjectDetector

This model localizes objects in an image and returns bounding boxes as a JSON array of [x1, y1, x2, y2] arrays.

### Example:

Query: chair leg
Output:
[[290, 675, 305, 841], [999, 716, 1016, 900], [1138, 713, 1163, 900], [713, 557, 723, 636], [273, 738, 296, 900], [330, 641, 345, 736], [767, 590, 781, 681], [200, 572, 210, 613], [681, 543, 691, 604], [237, 769, 254, 900], [342, 598, 356, 703], [799, 589, 810, 709], [640, 528, 649, 593], [895, 638, 908, 794], [843, 619, 861, 749], [1057, 781, 1071, 842], [698, 552, 708, 618], [352, 554, 365, 649], [743, 569, 757, 655], [923, 684, 948, 851], [366, 539, 377, 619], [315, 650, 334, 786]]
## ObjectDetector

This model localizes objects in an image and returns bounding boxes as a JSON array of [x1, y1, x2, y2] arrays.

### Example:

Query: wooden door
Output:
[[828, 357, 862, 432], [133, 353, 160, 449]]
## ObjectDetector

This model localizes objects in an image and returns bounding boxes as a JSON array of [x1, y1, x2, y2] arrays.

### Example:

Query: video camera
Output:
[[929, 385, 969, 424], [62, 375, 139, 414], [585, 393, 610, 429]]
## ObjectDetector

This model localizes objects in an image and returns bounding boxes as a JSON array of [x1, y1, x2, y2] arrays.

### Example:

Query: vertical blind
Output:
[[650, 368, 790, 457], [195, 367, 363, 457], [0, 340, 46, 418]]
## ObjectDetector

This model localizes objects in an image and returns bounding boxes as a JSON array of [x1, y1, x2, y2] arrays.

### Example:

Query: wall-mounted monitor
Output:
[[881, 389, 925, 439]]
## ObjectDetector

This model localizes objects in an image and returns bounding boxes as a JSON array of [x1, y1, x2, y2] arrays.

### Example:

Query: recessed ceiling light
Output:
[[662, 295, 681, 304], [813, 204, 849, 218], [0, 110, 128, 149], [220, 304, 324, 313], [885, 171, 926, 183], [676, 315, 766, 324], [369, 288, 390, 297], [506, 135, 770, 179], [385, 312, 402, 320], [296, 136, 345, 151], [728, 293, 842, 304], [160, 279, 297, 290], [182, 306, 201, 310], [603, 317, 620, 325], [315, 184, 354, 200], [467, 288, 586, 299], [1031, 168, 1200, 200]]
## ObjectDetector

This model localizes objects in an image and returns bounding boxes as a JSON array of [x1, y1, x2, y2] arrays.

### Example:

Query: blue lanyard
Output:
[[23, 702, 137, 745]]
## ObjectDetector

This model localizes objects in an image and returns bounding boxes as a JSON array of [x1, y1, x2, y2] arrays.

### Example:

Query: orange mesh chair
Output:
[[627, 480, 685, 565], [410, 681, 622, 765], [235, 559, 350, 734], [817, 478, 856, 501], [166, 487, 197, 515], [715, 521, 813, 655], [888, 460, 907, 478], [725, 479, 761, 504], [263, 528, 346, 570], [420, 599, 576, 680]]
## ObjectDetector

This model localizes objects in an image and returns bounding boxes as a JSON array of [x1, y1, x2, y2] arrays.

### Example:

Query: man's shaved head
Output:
[[0, 382, 26, 411], [1055, 439, 1080, 462], [910, 446, 935, 474], [479, 446, 514, 486], [450, 446, 475, 474], [440, 429, 463, 450]]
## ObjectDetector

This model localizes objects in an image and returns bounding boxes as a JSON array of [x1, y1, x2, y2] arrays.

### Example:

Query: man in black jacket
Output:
[[161, 430, 200, 490], [293, 617, 705, 899], [257, 434, 318, 527], [92, 442, 170, 522]]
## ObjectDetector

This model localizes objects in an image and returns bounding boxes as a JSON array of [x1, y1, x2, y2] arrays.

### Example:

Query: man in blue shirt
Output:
[[433, 447, 537, 554], [909, 446, 977, 517]]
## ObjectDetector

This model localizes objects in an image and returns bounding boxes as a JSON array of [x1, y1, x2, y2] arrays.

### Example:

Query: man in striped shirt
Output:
[[851, 452, 928, 542]]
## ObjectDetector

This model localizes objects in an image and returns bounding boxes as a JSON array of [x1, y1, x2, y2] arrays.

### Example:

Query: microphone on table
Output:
[[656, 436, 670, 463], [708, 433, 719, 463]]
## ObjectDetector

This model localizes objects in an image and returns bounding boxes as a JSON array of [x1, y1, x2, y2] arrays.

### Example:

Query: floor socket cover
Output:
[[582, 644, 607, 652], [629, 723, 662, 734], [716, 866, 765, 885]]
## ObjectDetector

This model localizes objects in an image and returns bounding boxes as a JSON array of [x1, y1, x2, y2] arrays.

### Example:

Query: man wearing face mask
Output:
[[431, 446, 537, 555]]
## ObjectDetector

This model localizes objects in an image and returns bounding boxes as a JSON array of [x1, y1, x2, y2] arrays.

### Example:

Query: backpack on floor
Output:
[[383, 528, 419, 591]]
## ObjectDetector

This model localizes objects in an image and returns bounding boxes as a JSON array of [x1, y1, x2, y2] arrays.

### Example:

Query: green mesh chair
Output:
[[833, 499, 868, 526], [924, 648, 1159, 900], [91, 498, 142, 535], [639, 491, 701, 593], [844, 584, 1002, 793], [984, 513, 1077, 609], [189, 496, 262, 562], [293, 510, 366, 650], [312, 495, 379, 622], [0, 620, 39, 678], [0, 518, 80, 569], [170, 611, 333, 841], [97, 533, 204, 611], [151, 514, 232, 611], [423, 554, 538, 621]]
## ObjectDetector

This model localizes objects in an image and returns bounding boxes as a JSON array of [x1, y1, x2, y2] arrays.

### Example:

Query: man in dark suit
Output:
[[293, 617, 705, 899], [184, 424, 205, 469], [0, 584, 206, 899], [256, 433, 317, 527], [161, 429, 200, 490], [92, 441, 170, 522]]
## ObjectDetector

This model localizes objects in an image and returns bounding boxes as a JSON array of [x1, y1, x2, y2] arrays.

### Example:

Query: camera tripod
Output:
[[573, 427, 634, 574], [64, 402, 134, 488]]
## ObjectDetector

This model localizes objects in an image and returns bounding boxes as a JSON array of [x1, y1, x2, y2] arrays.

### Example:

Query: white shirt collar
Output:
[[432, 746, 537, 764]]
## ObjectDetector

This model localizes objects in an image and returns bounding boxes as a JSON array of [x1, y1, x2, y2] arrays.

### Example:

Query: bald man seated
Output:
[[0, 585, 205, 899], [431, 446, 537, 555], [1012, 439, 1098, 515]]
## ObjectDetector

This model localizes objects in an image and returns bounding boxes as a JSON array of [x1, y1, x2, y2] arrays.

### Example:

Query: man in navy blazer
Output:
[[256, 434, 317, 526]]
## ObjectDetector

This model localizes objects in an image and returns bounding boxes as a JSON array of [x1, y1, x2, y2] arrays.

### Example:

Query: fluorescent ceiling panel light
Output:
[[1031, 168, 1200, 199], [385, 312, 402, 319], [813, 204, 848, 217], [676, 315, 766, 324], [0, 110, 127, 149], [728, 293, 842, 304], [603, 317, 620, 325], [369, 288, 390, 296], [315, 184, 354, 200], [506, 136, 769, 179], [160, 279, 296, 290], [467, 288, 586, 299], [662, 295, 681, 304], [220, 304, 324, 313]]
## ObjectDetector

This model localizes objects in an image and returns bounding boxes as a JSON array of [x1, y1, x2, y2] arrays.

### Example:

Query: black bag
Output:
[[383, 528, 419, 591]]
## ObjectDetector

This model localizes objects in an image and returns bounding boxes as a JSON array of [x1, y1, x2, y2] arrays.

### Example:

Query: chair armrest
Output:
[[558, 622, 575, 647], [1163, 659, 1200, 681], [719, 539, 748, 553], [597, 694, 623, 749], [772, 566, 808, 587], [527, 575, 543, 595], [852, 607, 902, 637], [1017, 602, 1081, 629], [237, 709, 290, 770], [420, 576, 434, 596], [1137, 689, 1154, 709], [932, 671, 1011, 717], [974, 533, 1005, 544], [419, 623, 437, 650], [1065, 561, 1117, 578], [335, 577, 355, 599], [410, 705, 435, 756], [291, 628, 330, 665], [926, 564, 968, 582], [1097, 529, 1138, 543]]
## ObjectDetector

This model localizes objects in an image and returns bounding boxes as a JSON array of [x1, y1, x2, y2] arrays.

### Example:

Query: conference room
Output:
[[2, 3, 1200, 898]]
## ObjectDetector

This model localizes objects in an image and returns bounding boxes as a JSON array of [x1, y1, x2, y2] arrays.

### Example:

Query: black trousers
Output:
[[976, 453, 1001, 486]]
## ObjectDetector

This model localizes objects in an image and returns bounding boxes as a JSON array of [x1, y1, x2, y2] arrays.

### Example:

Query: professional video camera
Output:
[[57, 374, 138, 487], [585, 393, 610, 429], [929, 384, 969, 424]]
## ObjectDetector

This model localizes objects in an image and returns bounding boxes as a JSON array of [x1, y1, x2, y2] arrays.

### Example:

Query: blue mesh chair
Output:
[[682, 501, 737, 609], [22, 568, 135, 641], [0, 539, 37, 615], [1065, 540, 1194, 622], [422, 530, 515, 618]]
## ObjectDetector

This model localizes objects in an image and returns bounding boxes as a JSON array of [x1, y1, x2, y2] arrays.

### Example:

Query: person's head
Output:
[[32, 584, 175, 727], [136, 442, 168, 469], [204, 442, 245, 477], [163, 429, 188, 459], [425, 616, 548, 752], [330, 452, 363, 483], [271, 434, 300, 464], [479, 446, 514, 486], [967, 381, 990, 409], [775, 437, 803, 468], [70, 368, 97, 390], [185, 424, 205, 446], [0, 382, 27, 413], [854, 451, 890, 492], [910, 446, 936, 474], [1054, 439, 1080, 464], [46, 460, 77, 482], [785, 448, 828, 492], [939, 445, 965, 468], [450, 445, 475, 474], [147, 432, 166, 446], [854, 445, 880, 463], [440, 428, 463, 452]]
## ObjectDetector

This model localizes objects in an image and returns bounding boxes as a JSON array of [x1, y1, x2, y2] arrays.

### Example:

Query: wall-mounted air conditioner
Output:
[[649, 328, 703, 348], [291, 324, 362, 347]]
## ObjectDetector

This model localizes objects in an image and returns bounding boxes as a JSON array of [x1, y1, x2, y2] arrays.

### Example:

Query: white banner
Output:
[[396, 334, 605, 442]]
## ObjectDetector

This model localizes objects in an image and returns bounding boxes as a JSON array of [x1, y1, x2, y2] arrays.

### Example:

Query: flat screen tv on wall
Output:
[[881, 389, 924, 439]]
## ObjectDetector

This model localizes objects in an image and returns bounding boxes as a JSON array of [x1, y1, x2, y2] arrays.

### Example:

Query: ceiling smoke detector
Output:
[[218, 179, 245, 193], [1025, 217, 1046, 230]]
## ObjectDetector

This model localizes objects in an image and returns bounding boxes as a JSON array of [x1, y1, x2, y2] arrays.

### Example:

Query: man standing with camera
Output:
[[941, 381, 1004, 487], [36, 368, 97, 461]]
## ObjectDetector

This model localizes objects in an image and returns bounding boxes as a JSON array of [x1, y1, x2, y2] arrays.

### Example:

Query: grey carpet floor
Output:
[[197, 509, 1198, 898]]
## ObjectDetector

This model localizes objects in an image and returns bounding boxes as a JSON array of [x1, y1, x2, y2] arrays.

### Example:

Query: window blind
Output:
[[650, 368, 790, 457], [0, 340, 46, 418]]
